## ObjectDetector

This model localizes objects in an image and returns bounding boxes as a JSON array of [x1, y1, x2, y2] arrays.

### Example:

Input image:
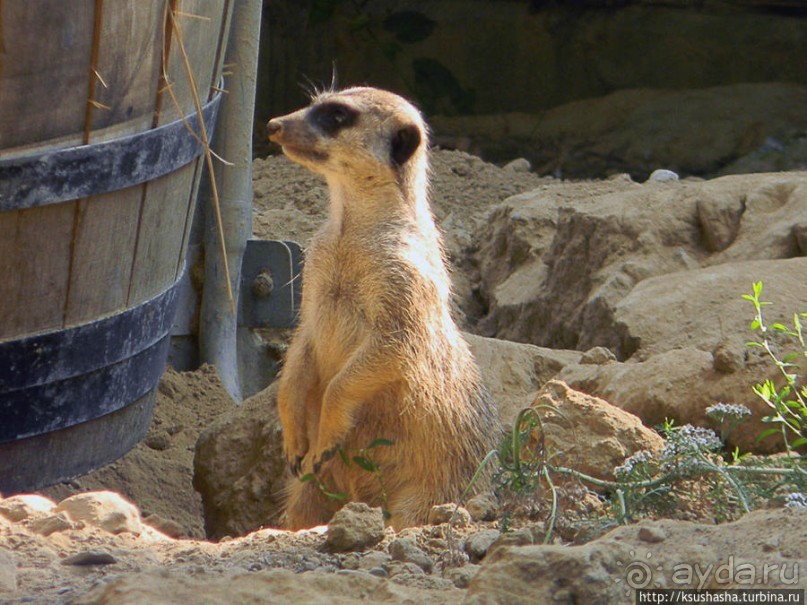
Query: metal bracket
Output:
[[238, 239, 303, 330]]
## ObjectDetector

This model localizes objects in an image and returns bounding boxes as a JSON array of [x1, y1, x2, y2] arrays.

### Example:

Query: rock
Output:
[[561, 310, 801, 454], [61, 551, 118, 566], [609, 258, 807, 361], [144, 434, 171, 451], [646, 169, 679, 182], [468, 508, 806, 603], [444, 564, 480, 589], [503, 158, 531, 173], [0, 549, 15, 593], [427, 504, 471, 528], [475, 173, 807, 364], [30, 513, 77, 536], [528, 381, 664, 483], [324, 503, 385, 552], [193, 383, 287, 539], [464, 530, 500, 563], [712, 341, 745, 374], [467, 540, 634, 603], [144, 514, 185, 539], [466, 333, 580, 427], [356, 551, 392, 572], [55, 492, 142, 535], [487, 526, 540, 560], [386, 561, 426, 577], [465, 494, 498, 522], [389, 538, 434, 573], [638, 526, 667, 544], [697, 192, 745, 252], [579, 347, 616, 365], [0, 494, 57, 522]]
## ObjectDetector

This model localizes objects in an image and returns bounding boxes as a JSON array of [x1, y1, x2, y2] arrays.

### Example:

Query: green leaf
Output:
[[368, 438, 394, 449], [771, 323, 789, 332], [753, 281, 763, 298], [323, 489, 349, 501], [741, 294, 755, 303], [353, 456, 379, 473], [791, 437, 807, 448], [299, 473, 315, 483], [756, 427, 780, 442], [750, 319, 762, 331], [338, 448, 351, 466]]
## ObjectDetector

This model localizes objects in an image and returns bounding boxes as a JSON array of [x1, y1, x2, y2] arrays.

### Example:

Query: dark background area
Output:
[[254, 0, 807, 178]]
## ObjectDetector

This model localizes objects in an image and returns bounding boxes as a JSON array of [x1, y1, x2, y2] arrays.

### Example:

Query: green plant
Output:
[[742, 281, 807, 451], [300, 438, 394, 518]]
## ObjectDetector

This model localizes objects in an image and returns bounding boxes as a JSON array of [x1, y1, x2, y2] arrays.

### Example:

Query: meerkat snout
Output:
[[266, 119, 282, 138]]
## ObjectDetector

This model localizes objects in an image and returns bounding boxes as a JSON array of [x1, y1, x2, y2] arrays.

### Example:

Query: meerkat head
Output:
[[266, 87, 428, 189]]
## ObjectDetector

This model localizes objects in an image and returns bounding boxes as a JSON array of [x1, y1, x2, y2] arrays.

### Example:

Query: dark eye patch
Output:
[[308, 101, 358, 136]]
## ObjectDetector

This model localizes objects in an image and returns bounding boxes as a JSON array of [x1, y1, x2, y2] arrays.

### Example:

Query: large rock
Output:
[[609, 258, 807, 361], [531, 381, 664, 482], [473, 172, 807, 452], [54, 492, 142, 535], [0, 494, 56, 523], [476, 173, 807, 356], [466, 333, 579, 427], [193, 383, 286, 540], [466, 508, 806, 603]]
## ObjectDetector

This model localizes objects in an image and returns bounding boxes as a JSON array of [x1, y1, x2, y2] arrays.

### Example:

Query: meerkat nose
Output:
[[266, 119, 283, 140]]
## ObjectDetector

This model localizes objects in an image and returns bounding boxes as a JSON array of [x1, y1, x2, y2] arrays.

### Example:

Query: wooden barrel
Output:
[[0, 1, 233, 493]]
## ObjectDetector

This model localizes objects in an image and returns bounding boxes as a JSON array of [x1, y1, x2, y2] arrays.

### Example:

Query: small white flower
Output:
[[784, 492, 807, 509]]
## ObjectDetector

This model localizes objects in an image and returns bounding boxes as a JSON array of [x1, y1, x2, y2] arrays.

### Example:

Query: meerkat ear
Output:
[[390, 124, 421, 166]]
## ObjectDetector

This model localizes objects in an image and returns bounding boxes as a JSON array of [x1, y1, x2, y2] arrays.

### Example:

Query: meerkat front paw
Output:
[[310, 443, 342, 474], [283, 433, 310, 477]]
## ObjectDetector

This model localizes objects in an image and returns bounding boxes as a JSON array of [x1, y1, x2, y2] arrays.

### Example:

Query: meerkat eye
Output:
[[310, 102, 358, 136]]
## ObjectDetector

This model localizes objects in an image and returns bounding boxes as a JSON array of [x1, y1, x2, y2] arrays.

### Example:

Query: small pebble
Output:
[[466, 494, 498, 522], [428, 504, 471, 527], [389, 538, 434, 573], [324, 502, 385, 552], [579, 346, 616, 365], [638, 526, 667, 543], [144, 434, 171, 451], [30, 514, 76, 537], [646, 169, 679, 183], [464, 529, 500, 563], [503, 158, 531, 173], [445, 564, 480, 589]]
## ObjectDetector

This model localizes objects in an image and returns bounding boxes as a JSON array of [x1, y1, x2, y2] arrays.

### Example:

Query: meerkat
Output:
[[266, 86, 501, 530]]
